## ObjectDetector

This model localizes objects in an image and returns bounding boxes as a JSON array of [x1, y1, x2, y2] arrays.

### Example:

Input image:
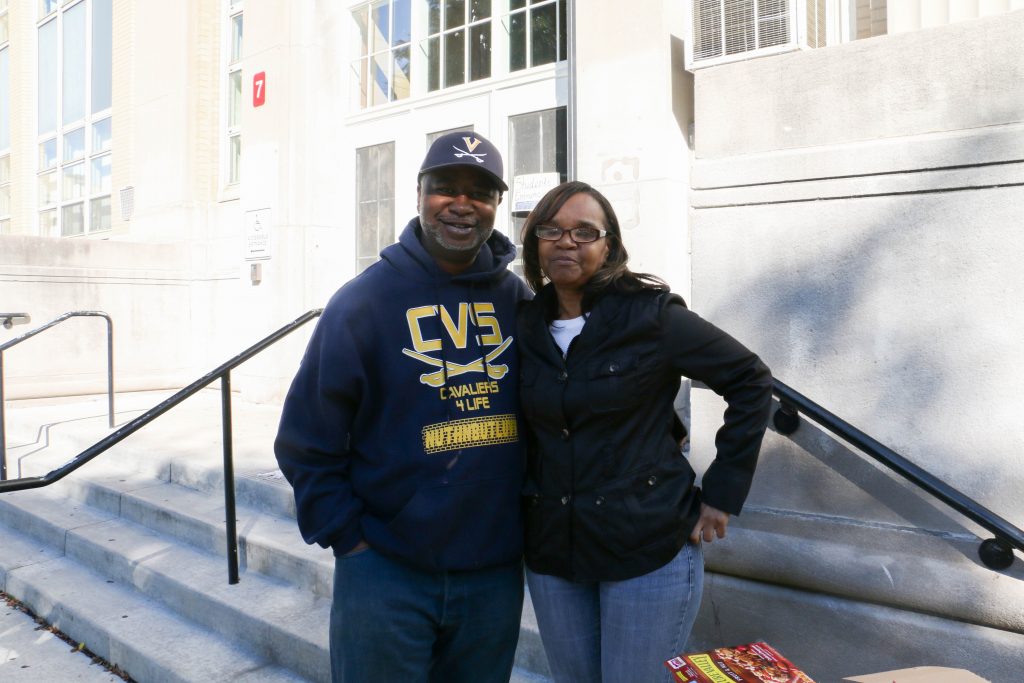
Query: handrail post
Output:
[[1, 350, 6, 481], [221, 372, 240, 585], [105, 315, 115, 428]]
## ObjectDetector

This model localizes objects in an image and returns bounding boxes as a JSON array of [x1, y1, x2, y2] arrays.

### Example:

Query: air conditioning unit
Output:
[[684, 0, 829, 70]]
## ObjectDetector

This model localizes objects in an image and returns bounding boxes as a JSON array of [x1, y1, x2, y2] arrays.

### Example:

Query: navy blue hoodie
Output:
[[275, 218, 530, 571]]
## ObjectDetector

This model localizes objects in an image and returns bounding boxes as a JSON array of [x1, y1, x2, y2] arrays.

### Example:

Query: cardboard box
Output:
[[664, 641, 816, 683], [843, 666, 991, 683]]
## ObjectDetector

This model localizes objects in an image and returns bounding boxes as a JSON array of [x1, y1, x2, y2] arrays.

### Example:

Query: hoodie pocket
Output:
[[382, 477, 523, 569]]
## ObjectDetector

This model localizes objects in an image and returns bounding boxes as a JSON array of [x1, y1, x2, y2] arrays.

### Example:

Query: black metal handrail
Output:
[[1, 311, 115, 480], [0, 308, 323, 585], [772, 378, 1023, 570]]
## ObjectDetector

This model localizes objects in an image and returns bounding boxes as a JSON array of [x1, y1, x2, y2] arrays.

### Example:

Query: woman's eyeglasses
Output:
[[534, 225, 608, 243]]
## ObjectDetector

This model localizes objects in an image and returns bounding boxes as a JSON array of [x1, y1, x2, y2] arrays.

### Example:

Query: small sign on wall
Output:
[[512, 172, 562, 215], [253, 71, 266, 107], [244, 208, 272, 261]]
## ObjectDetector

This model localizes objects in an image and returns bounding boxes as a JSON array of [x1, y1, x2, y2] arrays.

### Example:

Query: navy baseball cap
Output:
[[419, 131, 509, 192]]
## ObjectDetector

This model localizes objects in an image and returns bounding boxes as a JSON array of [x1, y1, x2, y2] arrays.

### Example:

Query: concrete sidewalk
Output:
[[1, 593, 123, 682]]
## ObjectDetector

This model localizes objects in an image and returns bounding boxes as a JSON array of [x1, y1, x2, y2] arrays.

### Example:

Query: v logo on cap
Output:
[[419, 130, 509, 191]]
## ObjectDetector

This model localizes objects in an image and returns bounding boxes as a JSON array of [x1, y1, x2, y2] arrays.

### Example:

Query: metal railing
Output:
[[772, 378, 1023, 570], [0, 308, 323, 585], [2, 309, 1019, 580], [1, 311, 115, 480]]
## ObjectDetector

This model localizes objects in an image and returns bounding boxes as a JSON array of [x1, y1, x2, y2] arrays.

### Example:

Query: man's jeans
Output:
[[330, 547, 524, 683], [526, 542, 704, 683]]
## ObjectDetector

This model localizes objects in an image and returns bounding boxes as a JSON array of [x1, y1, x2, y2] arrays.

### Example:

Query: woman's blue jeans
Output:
[[526, 542, 704, 683], [330, 547, 524, 683]]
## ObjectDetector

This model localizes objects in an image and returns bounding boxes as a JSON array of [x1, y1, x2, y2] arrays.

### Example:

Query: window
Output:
[[353, 0, 411, 107], [505, 0, 565, 72], [37, 0, 112, 237], [423, 0, 492, 93], [426, 125, 474, 148], [686, 0, 889, 69], [507, 107, 566, 270], [40, 0, 59, 18], [350, 1, 567, 108], [853, 0, 885, 39], [225, 1, 243, 185], [690, 0, 791, 66], [355, 142, 396, 273]]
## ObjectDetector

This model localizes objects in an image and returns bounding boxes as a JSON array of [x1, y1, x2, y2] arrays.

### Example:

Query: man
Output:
[[274, 131, 530, 682]]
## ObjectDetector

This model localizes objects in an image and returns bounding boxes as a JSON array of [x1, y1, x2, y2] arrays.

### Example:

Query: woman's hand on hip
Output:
[[689, 503, 730, 544]]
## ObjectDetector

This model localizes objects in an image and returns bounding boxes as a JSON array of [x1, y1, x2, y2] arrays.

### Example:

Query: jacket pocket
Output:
[[586, 355, 639, 414], [523, 481, 567, 573], [579, 464, 695, 558], [623, 465, 696, 550]]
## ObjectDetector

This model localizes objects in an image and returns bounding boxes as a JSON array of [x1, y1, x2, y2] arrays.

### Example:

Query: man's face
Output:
[[417, 167, 502, 273]]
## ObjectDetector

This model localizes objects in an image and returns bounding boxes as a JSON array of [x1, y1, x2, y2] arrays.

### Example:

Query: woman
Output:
[[517, 181, 773, 682]]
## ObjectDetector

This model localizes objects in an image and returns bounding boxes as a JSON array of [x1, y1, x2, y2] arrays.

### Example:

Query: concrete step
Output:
[[689, 572, 1024, 682], [0, 392, 553, 681], [0, 484, 331, 681], [0, 465, 552, 682], [1, 527, 306, 682], [1, 589, 125, 682], [8, 391, 1024, 680], [55, 473, 333, 599]]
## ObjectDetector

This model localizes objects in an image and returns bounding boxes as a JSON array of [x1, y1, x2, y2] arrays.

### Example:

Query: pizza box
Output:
[[664, 641, 816, 682], [843, 667, 991, 682], [665, 642, 991, 683]]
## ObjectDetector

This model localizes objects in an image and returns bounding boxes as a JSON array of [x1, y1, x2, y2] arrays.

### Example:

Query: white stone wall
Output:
[[687, 8, 1024, 642], [0, 236, 191, 398], [575, 0, 692, 296]]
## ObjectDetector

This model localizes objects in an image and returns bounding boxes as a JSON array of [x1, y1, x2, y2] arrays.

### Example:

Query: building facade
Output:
[[2, 1, 1024, 677]]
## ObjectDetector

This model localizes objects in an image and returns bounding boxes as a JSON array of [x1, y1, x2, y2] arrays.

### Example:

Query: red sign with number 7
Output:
[[253, 72, 266, 107]]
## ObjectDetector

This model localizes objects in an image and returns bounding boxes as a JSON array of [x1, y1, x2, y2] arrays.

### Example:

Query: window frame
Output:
[[352, 0, 413, 109], [223, 0, 244, 188], [354, 140, 397, 273], [422, 0, 494, 93], [506, 106, 567, 273], [36, 0, 113, 237], [349, 1, 568, 112], [504, 0, 565, 73]]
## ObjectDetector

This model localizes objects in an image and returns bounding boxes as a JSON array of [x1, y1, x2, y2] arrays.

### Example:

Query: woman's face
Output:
[[538, 192, 610, 292]]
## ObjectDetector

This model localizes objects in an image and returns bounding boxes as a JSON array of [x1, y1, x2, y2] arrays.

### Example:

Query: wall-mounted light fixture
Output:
[[0, 313, 30, 330]]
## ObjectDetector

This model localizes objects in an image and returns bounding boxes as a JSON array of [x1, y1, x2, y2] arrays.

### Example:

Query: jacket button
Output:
[[647, 475, 658, 486], [561, 428, 570, 440], [608, 362, 619, 373], [561, 495, 571, 505], [595, 496, 605, 506], [557, 371, 568, 382]]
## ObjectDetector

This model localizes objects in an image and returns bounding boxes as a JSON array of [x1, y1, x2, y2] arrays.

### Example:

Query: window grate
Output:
[[690, 0, 794, 66]]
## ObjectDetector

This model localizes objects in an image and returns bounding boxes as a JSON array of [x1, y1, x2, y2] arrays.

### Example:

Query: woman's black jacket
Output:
[[518, 285, 773, 582]]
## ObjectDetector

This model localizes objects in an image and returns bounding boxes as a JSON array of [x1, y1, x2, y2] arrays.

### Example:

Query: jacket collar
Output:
[[525, 284, 630, 363]]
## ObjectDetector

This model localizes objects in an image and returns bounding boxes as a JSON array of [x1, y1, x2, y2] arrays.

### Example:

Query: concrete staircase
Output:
[[0, 391, 550, 682], [4, 391, 1024, 682]]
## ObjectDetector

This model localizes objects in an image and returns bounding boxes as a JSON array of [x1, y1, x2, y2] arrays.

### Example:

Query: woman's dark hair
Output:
[[520, 181, 668, 300]]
